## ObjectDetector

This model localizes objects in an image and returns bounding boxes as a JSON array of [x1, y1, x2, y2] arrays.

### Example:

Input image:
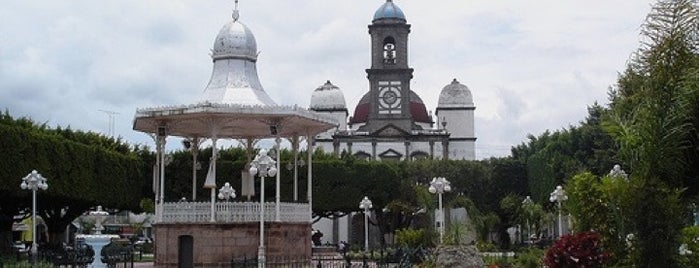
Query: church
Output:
[[309, 0, 477, 160]]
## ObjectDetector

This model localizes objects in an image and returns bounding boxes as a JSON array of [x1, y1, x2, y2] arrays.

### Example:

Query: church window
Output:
[[383, 37, 396, 64]]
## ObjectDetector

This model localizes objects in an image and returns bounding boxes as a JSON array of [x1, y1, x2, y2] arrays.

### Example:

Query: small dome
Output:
[[350, 90, 431, 124], [438, 79, 474, 108], [310, 81, 347, 110], [211, 19, 258, 61], [373, 0, 406, 22]]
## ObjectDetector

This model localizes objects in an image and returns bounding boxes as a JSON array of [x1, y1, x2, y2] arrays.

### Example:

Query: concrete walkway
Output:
[[133, 262, 155, 267]]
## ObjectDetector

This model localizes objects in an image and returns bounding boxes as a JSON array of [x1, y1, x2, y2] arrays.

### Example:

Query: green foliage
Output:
[[476, 241, 497, 252], [603, 0, 699, 266], [679, 226, 699, 267], [0, 112, 145, 243], [395, 228, 432, 248], [515, 248, 545, 268], [566, 172, 631, 264], [443, 223, 471, 245]]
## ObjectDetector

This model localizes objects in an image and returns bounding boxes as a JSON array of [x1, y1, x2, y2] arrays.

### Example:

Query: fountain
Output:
[[76, 206, 119, 268]]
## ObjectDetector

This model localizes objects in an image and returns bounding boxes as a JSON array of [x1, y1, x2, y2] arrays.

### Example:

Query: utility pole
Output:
[[99, 110, 120, 137]]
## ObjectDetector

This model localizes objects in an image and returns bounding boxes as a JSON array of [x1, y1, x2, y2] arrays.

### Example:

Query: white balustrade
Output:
[[161, 201, 310, 223]]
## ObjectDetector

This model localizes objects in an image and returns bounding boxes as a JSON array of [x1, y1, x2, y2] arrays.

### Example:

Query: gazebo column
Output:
[[307, 134, 314, 218], [291, 136, 300, 201], [203, 136, 219, 222], [275, 136, 281, 221], [156, 124, 168, 222]]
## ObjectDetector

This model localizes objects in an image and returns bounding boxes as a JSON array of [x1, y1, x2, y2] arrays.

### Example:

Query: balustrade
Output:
[[161, 201, 310, 223]]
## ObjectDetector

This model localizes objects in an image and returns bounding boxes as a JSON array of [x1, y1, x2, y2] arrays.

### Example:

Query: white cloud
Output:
[[0, 0, 654, 158]]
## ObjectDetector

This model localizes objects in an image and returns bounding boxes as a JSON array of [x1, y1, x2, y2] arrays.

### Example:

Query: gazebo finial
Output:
[[233, 0, 240, 21]]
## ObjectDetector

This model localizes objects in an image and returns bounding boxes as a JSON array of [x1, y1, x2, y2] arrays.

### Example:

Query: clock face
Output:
[[378, 81, 402, 114]]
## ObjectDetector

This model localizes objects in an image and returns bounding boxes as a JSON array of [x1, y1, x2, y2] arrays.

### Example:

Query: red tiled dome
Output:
[[349, 90, 432, 124]]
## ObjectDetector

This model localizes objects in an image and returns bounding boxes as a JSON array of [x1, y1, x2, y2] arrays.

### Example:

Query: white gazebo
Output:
[[132, 3, 336, 266]]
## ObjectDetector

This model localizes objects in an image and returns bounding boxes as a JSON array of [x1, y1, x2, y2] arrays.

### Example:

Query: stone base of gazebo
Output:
[[153, 222, 311, 267]]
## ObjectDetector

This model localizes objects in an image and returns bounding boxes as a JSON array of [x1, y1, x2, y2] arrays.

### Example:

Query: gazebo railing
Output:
[[161, 202, 310, 223]]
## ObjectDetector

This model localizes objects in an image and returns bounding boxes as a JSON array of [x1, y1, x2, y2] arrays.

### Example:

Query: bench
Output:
[[49, 244, 95, 268], [100, 242, 133, 268]]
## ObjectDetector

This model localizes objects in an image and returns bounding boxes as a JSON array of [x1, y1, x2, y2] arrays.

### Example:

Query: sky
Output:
[[0, 0, 655, 159]]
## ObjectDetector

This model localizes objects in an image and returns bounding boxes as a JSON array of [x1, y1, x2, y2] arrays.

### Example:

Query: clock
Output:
[[378, 81, 402, 114]]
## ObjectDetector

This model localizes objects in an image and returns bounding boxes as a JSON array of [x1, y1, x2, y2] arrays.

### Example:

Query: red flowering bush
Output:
[[544, 232, 612, 268]]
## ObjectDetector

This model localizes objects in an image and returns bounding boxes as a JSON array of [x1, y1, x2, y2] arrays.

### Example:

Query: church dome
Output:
[[438, 79, 474, 108], [350, 90, 431, 124], [310, 81, 347, 110], [211, 18, 258, 61], [373, 0, 406, 22]]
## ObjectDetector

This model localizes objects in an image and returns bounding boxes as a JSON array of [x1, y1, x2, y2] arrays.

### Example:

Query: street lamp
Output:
[[218, 182, 236, 201], [20, 170, 48, 263], [359, 196, 373, 252], [609, 164, 628, 180], [522, 196, 534, 242], [249, 149, 277, 268], [549, 185, 568, 238], [428, 177, 451, 244]]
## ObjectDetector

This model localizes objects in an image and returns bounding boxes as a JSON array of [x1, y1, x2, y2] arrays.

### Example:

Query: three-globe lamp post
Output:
[[549, 185, 568, 238], [359, 196, 373, 253], [249, 149, 277, 268], [218, 182, 236, 201], [20, 170, 48, 264], [428, 177, 451, 244], [522, 195, 534, 242], [359, 196, 374, 251]]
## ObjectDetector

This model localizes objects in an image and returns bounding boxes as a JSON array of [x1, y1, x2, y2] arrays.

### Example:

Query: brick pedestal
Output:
[[153, 222, 311, 267]]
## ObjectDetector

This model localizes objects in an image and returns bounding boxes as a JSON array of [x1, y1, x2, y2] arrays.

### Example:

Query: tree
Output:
[[0, 112, 146, 245], [604, 0, 699, 265]]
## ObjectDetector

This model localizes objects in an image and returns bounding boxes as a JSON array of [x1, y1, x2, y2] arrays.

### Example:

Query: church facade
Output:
[[309, 0, 476, 160]]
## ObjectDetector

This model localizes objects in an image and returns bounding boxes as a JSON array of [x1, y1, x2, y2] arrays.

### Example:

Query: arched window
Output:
[[383, 37, 396, 64]]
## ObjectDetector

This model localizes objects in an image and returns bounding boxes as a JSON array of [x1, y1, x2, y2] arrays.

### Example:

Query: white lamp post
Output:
[[20, 170, 48, 263], [359, 196, 373, 253], [429, 177, 451, 244], [249, 149, 277, 268], [522, 195, 534, 241], [218, 182, 236, 201], [549, 185, 568, 238], [609, 164, 628, 180]]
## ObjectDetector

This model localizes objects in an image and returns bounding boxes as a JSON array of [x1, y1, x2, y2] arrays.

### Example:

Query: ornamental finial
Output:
[[232, 0, 240, 21]]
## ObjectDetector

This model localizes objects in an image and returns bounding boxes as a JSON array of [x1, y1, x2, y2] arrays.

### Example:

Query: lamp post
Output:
[[609, 164, 628, 180], [359, 196, 373, 253], [218, 182, 236, 201], [522, 195, 534, 242], [20, 170, 48, 264], [428, 177, 451, 244], [549, 185, 568, 238], [249, 149, 277, 268]]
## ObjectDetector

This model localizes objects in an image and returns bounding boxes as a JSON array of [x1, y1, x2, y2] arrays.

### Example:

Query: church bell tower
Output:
[[363, 0, 415, 133]]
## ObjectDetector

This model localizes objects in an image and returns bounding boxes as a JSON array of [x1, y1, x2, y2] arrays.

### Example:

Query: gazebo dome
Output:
[[350, 90, 431, 124], [373, 0, 406, 22], [211, 18, 258, 61], [200, 12, 276, 106], [310, 81, 347, 110], [438, 79, 474, 108]]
